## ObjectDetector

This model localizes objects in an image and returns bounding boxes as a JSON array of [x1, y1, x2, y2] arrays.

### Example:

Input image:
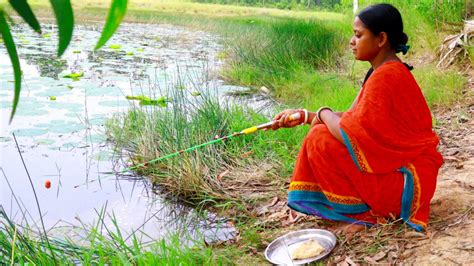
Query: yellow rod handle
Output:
[[241, 126, 258, 135], [241, 111, 302, 135]]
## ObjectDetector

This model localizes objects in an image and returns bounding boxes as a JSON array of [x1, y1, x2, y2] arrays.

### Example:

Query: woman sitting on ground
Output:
[[271, 3, 443, 232]]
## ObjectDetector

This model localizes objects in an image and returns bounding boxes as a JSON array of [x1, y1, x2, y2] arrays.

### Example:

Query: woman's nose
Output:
[[349, 36, 355, 46]]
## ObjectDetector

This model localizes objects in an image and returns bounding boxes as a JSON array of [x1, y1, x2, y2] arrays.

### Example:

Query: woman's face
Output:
[[350, 17, 381, 61]]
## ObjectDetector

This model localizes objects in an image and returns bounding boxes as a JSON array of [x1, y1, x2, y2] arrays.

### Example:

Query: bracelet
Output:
[[301, 109, 308, 125], [316, 106, 333, 124], [310, 115, 320, 126]]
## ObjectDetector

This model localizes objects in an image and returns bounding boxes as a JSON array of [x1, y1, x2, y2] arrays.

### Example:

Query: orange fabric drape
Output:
[[288, 62, 443, 230]]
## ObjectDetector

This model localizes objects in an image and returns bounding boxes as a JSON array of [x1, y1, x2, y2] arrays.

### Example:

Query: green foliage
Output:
[[0, 207, 227, 264], [0, 0, 128, 122], [107, 81, 310, 204], [95, 0, 129, 50], [192, 0, 342, 10], [0, 9, 21, 123], [223, 17, 349, 90], [8, 0, 41, 33], [126, 95, 168, 106], [413, 66, 467, 108], [50, 0, 74, 56]]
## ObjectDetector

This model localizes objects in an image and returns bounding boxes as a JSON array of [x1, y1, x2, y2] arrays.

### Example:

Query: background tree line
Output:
[[191, 0, 471, 25]]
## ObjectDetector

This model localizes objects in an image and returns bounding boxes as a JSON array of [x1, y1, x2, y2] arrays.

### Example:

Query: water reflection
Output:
[[0, 22, 237, 243]]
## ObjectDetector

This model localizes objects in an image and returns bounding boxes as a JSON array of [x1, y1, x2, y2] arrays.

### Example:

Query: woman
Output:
[[271, 3, 443, 232]]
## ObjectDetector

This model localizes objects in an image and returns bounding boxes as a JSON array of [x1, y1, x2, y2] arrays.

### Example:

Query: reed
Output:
[[0, 206, 226, 264]]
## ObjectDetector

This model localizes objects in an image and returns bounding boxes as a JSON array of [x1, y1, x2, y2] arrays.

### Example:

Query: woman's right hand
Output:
[[270, 109, 304, 130]]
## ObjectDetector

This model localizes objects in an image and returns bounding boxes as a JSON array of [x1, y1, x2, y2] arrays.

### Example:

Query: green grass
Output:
[[413, 66, 467, 108], [1, 0, 470, 263], [221, 17, 350, 91], [0, 207, 227, 265]]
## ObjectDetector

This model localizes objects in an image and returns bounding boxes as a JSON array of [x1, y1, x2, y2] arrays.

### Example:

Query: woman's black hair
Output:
[[358, 3, 410, 54]]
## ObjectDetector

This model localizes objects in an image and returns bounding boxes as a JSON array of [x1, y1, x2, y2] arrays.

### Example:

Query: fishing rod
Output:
[[73, 112, 302, 188], [120, 112, 302, 173]]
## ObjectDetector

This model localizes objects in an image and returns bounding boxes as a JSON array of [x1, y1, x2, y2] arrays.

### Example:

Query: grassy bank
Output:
[[0, 207, 227, 264], [1, 0, 470, 264]]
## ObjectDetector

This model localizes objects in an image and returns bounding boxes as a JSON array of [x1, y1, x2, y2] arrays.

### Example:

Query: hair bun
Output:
[[400, 32, 408, 45]]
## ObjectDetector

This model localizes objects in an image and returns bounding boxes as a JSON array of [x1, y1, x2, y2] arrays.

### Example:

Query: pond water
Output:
[[0, 22, 271, 243]]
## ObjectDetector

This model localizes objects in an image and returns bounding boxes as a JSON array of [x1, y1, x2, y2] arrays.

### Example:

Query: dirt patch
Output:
[[406, 89, 474, 264]]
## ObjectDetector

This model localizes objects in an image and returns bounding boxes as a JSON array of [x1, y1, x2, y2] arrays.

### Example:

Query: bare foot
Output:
[[332, 222, 366, 240]]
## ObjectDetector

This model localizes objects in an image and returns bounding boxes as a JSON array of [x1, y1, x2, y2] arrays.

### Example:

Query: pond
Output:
[[0, 22, 272, 244]]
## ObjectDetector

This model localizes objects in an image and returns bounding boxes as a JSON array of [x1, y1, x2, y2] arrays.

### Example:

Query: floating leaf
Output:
[[139, 98, 167, 107], [67, 85, 74, 90], [62, 72, 84, 81], [108, 44, 121, 50], [19, 38, 30, 45], [126, 95, 167, 107], [8, 0, 41, 33], [94, 0, 128, 50], [126, 51, 134, 56], [72, 50, 81, 54], [50, 0, 74, 56], [49, 96, 56, 101], [0, 9, 22, 123], [175, 84, 186, 90], [136, 47, 144, 52], [191, 91, 201, 97], [42, 32, 52, 38], [126, 95, 151, 101]]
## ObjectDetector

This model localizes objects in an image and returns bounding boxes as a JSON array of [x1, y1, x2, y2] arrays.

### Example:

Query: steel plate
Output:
[[265, 229, 337, 265]]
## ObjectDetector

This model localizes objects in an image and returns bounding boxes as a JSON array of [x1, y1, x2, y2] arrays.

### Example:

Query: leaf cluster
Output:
[[0, 0, 128, 123]]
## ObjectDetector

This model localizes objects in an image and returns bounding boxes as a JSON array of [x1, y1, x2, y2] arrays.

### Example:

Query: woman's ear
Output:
[[378, 32, 389, 48]]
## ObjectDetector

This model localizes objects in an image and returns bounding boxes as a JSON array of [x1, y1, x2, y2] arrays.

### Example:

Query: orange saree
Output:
[[288, 62, 443, 231]]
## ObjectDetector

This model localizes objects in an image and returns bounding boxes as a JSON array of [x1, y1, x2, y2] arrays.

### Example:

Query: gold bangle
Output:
[[316, 106, 333, 124]]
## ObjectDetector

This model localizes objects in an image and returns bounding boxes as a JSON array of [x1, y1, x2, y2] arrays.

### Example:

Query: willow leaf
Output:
[[8, 0, 41, 33], [50, 0, 74, 56], [94, 0, 128, 50], [0, 9, 22, 123]]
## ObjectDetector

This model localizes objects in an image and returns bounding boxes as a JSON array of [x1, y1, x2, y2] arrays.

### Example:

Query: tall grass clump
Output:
[[0, 206, 226, 264], [222, 17, 350, 90], [106, 78, 311, 207], [107, 87, 237, 204]]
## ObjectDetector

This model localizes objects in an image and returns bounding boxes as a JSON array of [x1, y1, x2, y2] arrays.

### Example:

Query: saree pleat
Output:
[[288, 62, 443, 230]]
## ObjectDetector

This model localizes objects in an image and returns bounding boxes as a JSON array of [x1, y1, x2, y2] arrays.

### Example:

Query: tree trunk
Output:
[[353, 0, 358, 14]]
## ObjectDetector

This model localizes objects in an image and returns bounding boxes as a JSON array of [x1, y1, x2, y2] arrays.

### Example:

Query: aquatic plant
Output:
[[0, 0, 128, 122]]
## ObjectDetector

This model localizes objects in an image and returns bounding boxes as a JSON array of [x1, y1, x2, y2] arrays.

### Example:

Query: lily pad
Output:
[[62, 72, 84, 81], [13, 128, 48, 137], [126, 95, 168, 107], [87, 134, 107, 143], [0, 136, 12, 142], [109, 44, 122, 50], [49, 96, 57, 101]]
